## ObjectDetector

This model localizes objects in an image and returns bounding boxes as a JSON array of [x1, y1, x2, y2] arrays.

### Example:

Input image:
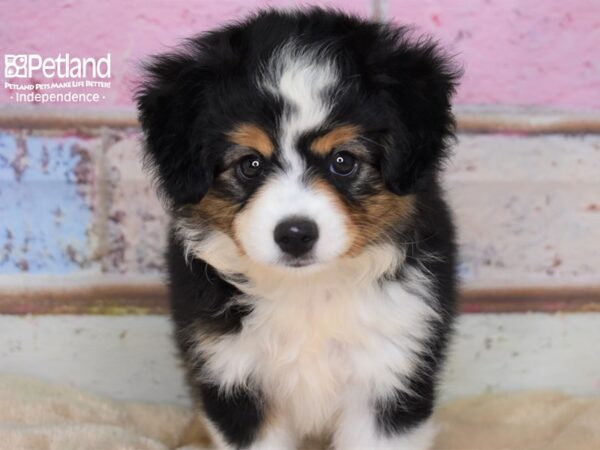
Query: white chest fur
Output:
[[194, 243, 438, 435]]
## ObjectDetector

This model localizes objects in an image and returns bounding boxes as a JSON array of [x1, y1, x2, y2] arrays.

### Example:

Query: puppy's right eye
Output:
[[238, 155, 264, 179], [330, 151, 357, 177]]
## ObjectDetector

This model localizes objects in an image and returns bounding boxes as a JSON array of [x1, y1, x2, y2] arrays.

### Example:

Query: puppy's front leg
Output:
[[200, 382, 294, 450], [333, 388, 437, 450]]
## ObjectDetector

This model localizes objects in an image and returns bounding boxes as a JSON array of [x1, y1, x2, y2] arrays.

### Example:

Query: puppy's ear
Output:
[[369, 30, 461, 195], [136, 52, 214, 207]]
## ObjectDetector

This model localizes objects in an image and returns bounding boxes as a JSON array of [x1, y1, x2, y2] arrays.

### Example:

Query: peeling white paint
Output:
[[0, 314, 599, 405]]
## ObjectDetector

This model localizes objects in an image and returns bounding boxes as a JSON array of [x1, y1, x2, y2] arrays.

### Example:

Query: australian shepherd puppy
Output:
[[137, 8, 459, 450]]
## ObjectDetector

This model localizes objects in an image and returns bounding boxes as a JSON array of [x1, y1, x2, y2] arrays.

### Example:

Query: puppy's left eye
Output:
[[330, 151, 357, 176], [238, 155, 264, 179]]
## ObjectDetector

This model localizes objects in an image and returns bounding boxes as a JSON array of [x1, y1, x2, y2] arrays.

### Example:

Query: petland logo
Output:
[[5, 53, 111, 79], [4, 53, 112, 104]]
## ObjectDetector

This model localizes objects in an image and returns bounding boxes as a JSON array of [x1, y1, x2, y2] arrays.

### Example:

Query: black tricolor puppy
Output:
[[137, 8, 460, 450]]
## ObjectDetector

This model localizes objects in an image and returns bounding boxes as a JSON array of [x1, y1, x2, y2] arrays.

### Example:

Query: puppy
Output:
[[137, 8, 459, 450]]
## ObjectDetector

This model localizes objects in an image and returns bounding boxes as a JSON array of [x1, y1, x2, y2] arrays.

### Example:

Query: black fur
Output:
[[200, 382, 266, 448], [137, 8, 459, 449], [377, 183, 457, 435], [167, 235, 251, 340], [136, 8, 459, 207]]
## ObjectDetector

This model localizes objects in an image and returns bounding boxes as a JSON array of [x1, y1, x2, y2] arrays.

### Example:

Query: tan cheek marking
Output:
[[189, 190, 246, 255], [227, 123, 274, 158], [347, 189, 415, 255], [310, 125, 362, 156], [193, 190, 237, 233], [311, 178, 415, 256]]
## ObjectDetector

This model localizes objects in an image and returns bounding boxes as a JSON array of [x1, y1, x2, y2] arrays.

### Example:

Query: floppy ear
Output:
[[136, 52, 214, 207], [369, 30, 460, 195]]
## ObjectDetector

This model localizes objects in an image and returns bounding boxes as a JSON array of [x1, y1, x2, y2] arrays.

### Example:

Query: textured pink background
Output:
[[1, 0, 599, 110], [388, 0, 600, 110]]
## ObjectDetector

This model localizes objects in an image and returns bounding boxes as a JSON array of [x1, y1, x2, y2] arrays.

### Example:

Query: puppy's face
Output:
[[137, 10, 458, 272], [204, 119, 414, 269]]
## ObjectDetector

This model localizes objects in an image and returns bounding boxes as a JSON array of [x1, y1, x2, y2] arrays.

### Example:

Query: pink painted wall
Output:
[[387, 0, 600, 110], [1, 0, 599, 110]]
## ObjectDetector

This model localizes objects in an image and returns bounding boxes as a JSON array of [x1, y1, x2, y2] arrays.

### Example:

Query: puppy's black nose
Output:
[[274, 217, 319, 257]]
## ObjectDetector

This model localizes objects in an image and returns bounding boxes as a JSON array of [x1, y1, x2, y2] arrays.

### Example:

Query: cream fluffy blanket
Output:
[[0, 375, 598, 449]]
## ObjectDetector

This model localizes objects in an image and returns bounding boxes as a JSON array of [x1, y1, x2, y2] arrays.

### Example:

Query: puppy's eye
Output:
[[330, 151, 357, 176], [238, 155, 264, 179]]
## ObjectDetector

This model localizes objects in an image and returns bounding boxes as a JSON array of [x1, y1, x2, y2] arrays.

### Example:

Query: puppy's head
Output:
[[136, 9, 459, 271]]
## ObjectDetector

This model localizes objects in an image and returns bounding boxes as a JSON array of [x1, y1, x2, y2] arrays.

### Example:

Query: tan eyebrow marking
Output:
[[310, 125, 362, 156], [227, 123, 274, 158]]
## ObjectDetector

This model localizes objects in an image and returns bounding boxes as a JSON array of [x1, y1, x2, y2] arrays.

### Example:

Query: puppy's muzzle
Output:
[[274, 217, 319, 258]]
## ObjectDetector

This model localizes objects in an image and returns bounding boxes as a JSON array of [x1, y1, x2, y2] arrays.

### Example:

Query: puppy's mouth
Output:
[[279, 254, 318, 268]]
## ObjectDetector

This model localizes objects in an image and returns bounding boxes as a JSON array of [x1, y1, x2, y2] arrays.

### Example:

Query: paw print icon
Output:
[[5, 55, 28, 78]]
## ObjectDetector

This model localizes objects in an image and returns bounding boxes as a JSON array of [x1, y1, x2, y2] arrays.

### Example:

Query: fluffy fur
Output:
[[136, 8, 460, 450]]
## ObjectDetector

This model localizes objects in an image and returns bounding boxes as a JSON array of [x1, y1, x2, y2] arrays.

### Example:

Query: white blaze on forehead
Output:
[[238, 43, 348, 267], [261, 41, 338, 171]]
